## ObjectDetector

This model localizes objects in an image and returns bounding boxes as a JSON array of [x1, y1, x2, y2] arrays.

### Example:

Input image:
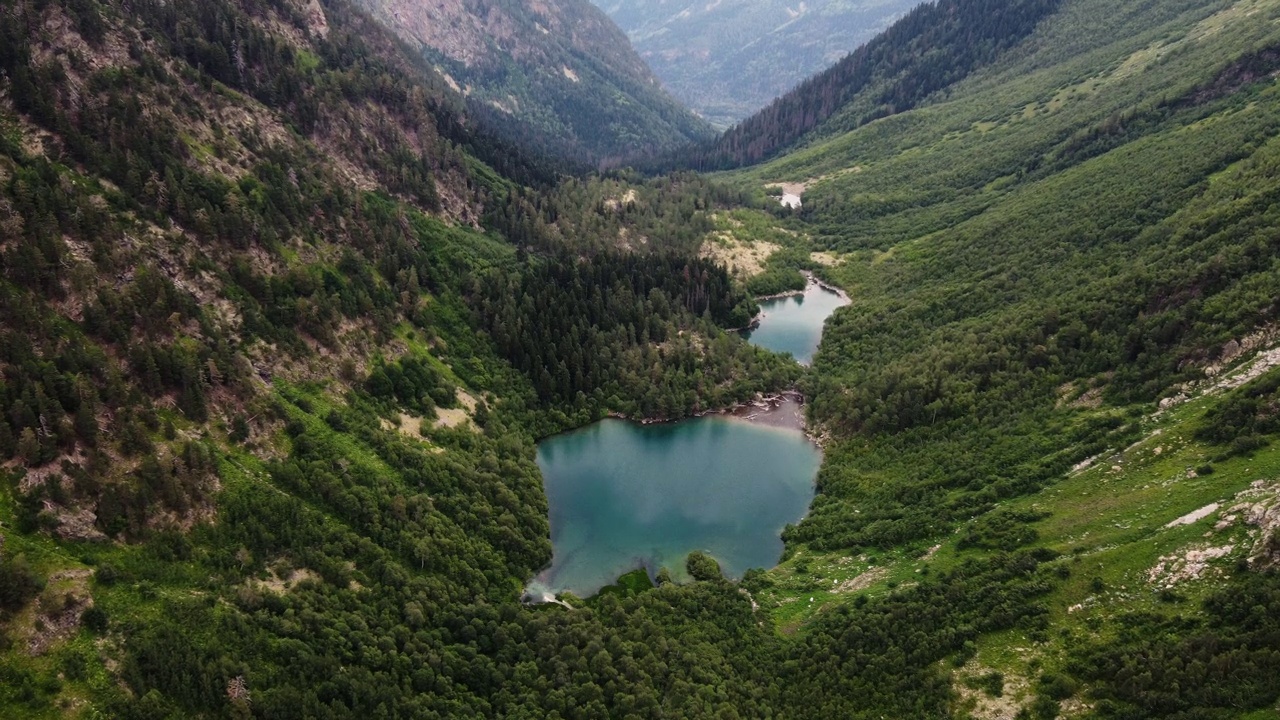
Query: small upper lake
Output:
[[742, 278, 849, 365], [527, 405, 820, 599]]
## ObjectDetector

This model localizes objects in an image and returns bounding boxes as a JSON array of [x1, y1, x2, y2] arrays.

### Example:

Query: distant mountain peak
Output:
[[354, 0, 713, 163]]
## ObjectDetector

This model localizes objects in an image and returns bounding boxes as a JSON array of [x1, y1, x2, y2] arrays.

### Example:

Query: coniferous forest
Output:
[[3, 0, 1280, 717]]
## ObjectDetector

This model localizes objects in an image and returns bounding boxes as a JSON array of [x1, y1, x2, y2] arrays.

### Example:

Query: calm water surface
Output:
[[528, 416, 820, 599], [742, 280, 849, 365]]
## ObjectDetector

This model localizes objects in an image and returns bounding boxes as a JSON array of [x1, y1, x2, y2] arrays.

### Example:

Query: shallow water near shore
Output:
[[742, 280, 849, 365], [527, 414, 820, 599]]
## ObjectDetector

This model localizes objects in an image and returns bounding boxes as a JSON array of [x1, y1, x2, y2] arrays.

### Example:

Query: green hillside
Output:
[[741, 0, 1280, 541], [714, 0, 1280, 713]]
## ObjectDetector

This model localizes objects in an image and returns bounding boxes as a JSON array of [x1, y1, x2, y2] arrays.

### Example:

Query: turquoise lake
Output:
[[528, 413, 821, 599], [742, 280, 849, 365]]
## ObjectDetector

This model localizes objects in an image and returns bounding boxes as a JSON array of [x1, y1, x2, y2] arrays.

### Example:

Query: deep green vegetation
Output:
[[1070, 569, 1280, 718], [477, 250, 799, 420], [742, 266, 807, 298], [0, 553, 43, 621], [487, 171, 776, 255], [0, 0, 807, 716], [1196, 370, 1280, 458], [740, 0, 1280, 575], [727, 0, 1280, 712], [4, 0, 1280, 717]]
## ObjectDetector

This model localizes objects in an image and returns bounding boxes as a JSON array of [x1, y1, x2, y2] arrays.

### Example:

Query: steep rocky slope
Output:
[[352, 0, 715, 164]]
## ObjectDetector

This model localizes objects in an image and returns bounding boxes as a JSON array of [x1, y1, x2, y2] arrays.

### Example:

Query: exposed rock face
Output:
[[1239, 481, 1280, 567], [353, 0, 713, 163], [1139, 478, 1280, 592], [356, 0, 648, 73], [1146, 480, 1280, 588], [1147, 544, 1235, 588], [299, 0, 330, 37]]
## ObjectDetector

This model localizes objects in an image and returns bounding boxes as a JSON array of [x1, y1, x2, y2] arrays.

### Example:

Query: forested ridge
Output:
[[0, 0, 805, 715], [4, 0, 1280, 717], [652, 0, 1062, 172]]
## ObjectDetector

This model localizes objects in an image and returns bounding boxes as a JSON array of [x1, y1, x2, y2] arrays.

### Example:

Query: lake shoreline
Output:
[[742, 270, 849, 363], [751, 270, 851, 305], [529, 398, 822, 603], [726, 272, 848, 333], [605, 389, 829, 446], [524, 275, 844, 605], [592, 272, 850, 445]]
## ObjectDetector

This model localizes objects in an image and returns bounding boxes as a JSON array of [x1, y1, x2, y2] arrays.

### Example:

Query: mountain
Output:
[[663, 0, 1062, 171], [594, 0, 926, 128], [0, 0, 795, 715], [350, 0, 716, 164], [731, 0, 1280, 553], [711, 0, 1280, 711]]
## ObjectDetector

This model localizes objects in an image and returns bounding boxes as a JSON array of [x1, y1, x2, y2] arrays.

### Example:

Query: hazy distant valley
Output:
[[593, 0, 926, 127]]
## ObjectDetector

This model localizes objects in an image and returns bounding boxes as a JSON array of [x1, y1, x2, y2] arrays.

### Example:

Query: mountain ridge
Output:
[[653, 0, 1062, 172], [352, 0, 716, 165]]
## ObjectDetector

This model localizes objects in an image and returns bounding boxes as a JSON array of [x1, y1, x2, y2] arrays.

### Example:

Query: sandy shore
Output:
[[724, 392, 832, 447], [724, 392, 805, 429], [608, 389, 829, 446]]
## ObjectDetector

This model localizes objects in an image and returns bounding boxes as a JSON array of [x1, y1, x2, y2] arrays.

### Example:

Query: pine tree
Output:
[[74, 398, 98, 447], [178, 360, 207, 421], [17, 427, 40, 467], [0, 419, 15, 458]]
